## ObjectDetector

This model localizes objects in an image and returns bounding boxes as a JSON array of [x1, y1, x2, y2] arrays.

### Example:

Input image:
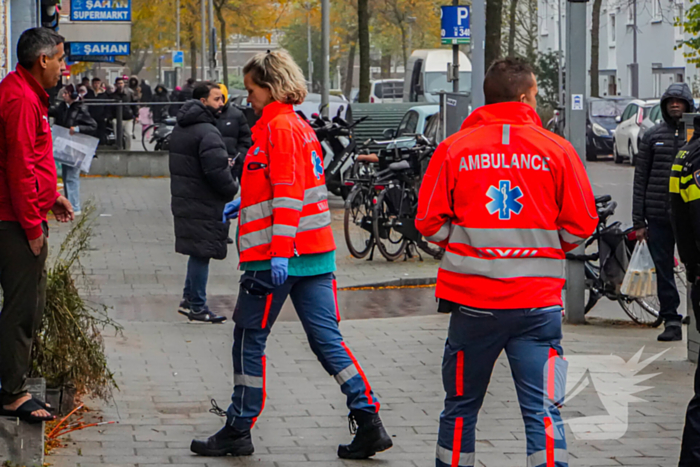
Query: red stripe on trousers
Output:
[[261, 294, 273, 329], [251, 355, 267, 428], [544, 416, 554, 467], [332, 278, 341, 322], [451, 417, 463, 467], [547, 348, 557, 401], [455, 351, 464, 396], [340, 342, 380, 412]]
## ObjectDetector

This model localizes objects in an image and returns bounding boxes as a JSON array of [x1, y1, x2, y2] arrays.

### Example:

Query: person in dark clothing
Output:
[[109, 76, 136, 149], [85, 77, 108, 144], [668, 115, 700, 466], [180, 77, 195, 100], [50, 84, 97, 215], [216, 87, 252, 181], [80, 77, 92, 97], [169, 81, 238, 323], [151, 84, 170, 123], [140, 79, 153, 103], [633, 82, 694, 341], [169, 86, 182, 117]]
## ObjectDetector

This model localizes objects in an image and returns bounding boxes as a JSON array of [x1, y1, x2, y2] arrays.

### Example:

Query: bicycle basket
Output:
[[599, 226, 629, 288]]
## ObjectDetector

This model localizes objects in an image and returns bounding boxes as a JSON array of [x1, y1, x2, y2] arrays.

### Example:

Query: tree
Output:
[[590, 0, 602, 97], [535, 50, 562, 108], [679, 4, 700, 63], [358, 0, 370, 102], [485, 0, 504, 69], [506, 0, 518, 56]]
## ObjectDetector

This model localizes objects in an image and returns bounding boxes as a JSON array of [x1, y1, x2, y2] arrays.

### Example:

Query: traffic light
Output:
[[41, 0, 60, 30]]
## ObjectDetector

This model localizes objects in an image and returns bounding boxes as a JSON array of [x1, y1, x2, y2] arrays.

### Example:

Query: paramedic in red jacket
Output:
[[190, 50, 392, 460], [416, 58, 598, 467], [0, 28, 74, 424]]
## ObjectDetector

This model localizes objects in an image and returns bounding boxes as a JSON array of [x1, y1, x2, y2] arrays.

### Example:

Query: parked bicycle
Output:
[[142, 117, 176, 152]]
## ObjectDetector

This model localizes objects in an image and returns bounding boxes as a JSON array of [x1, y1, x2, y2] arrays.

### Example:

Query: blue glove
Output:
[[270, 256, 289, 286], [222, 198, 241, 222]]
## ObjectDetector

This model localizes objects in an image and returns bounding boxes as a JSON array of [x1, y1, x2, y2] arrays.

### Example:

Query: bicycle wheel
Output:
[[142, 125, 156, 152], [617, 295, 663, 327], [373, 188, 407, 261], [344, 185, 374, 259]]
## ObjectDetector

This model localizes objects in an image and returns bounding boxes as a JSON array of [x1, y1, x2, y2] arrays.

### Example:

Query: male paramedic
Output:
[[416, 57, 598, 467]]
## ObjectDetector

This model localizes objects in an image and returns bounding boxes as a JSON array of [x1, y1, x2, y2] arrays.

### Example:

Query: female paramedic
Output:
[[190, 50, 392, 460]]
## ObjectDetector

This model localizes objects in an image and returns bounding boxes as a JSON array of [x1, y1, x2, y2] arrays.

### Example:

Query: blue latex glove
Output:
[[222, 198, 241, 222], [271, 257, 289, 286]]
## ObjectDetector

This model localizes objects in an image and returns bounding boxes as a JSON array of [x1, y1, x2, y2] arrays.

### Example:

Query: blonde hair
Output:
[[243, 50, 307, 105]]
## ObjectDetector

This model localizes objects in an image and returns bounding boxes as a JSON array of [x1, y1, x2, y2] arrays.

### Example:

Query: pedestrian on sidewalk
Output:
[[668, 114, 700, 466], [0, 27, 74, 423], [216, 83, 252, 182], [633, 82, 694, 341], [190, 50, 392, 460], [416, 58, 598, 467], [50, 84, 98, 216], [108, 76, 136, 149], [169, 81, 238, 323]]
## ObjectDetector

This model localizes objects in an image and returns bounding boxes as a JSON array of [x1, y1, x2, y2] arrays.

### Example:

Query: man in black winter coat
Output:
[[169, 82, 238, 323], [216, 100, 252, 181], [633, 82, 694, 341], [151, 84, 170, 123], [109, 77, 136, 149]]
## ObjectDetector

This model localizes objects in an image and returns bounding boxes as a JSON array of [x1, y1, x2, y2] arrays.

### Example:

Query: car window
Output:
[[397, 111, 419, 137], [425, 114, 441, 143], [374, 83, 384, 99], [649, 104, 662, 123], [622, 104, 638, 121]]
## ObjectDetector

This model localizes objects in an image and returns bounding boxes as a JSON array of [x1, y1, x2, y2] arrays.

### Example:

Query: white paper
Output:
[[51, 125, 99, 173]]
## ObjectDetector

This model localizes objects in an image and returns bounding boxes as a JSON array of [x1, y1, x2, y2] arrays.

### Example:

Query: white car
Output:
[[612, 99, 660, 165], [353, 79, 404, 103]]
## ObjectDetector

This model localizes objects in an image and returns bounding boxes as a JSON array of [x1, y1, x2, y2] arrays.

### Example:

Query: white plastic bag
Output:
[[620, 240, 657, 297]]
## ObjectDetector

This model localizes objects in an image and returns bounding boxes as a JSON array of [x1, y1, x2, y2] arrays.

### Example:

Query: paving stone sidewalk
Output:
[[46, 314, 695, 467]]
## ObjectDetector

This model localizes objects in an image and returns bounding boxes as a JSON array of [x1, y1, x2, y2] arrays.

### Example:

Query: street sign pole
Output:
[[471, 0, 485, 108], [200, 0, 206, 81], [440, 4, 470, 94], [321, 0, 330, 118], [176, 0, 180, 86], [564, 0, 588, 324], [452, 0, 459, 93]]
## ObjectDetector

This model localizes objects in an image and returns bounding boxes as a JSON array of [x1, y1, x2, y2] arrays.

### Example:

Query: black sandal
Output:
[[1, 398, 56, 423]]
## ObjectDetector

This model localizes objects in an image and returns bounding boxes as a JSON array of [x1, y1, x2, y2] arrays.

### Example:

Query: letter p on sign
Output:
[[457, 7, 469, 25]]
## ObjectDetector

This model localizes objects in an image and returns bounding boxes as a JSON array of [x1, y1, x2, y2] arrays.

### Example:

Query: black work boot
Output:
[[337, 410, 393, 459], [658, 321, 683, 342], [190, 424, 254, 457]]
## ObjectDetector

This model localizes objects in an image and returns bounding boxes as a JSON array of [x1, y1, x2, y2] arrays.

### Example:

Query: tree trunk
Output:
[[508, 0, 518, 57], [380, 50, 392, 78], [216, 6, 228, 87], [485, 0, 504, 70], [590, 0, 602, 97], [358, 0, 370, 103], [190, 38, 197, 80], [344, 37, 356, 99]]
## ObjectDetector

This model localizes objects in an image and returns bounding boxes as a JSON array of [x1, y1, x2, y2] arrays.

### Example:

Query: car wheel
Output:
[[628, 142, 636, 166], [613, 141, 623, 164]]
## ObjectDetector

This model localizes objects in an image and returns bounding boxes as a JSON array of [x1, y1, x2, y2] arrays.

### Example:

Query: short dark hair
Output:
[[187, 77, 195, 86], [483, 57, 535, 105], [92, 77, 101, 83], [193, 81, 220, 100], [81, 77, 90, 82], [16, 27, 64, 70], [115, 77, 124, 84]]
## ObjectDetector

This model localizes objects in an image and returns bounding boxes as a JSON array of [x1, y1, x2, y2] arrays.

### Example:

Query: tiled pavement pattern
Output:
[[47, 315, 694, 467]]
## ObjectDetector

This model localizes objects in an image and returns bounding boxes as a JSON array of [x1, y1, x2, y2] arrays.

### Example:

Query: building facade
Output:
[[538, 0, 699, 98]]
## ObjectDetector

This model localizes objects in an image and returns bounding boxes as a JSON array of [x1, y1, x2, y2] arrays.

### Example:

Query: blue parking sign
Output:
[[441, 6, 470, 44], [172, 50, 184, 66]]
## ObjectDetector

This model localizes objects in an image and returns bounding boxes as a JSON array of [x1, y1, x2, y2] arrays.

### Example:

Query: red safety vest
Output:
[[416, 102, 598, 309], [238, 101, 336, 262]]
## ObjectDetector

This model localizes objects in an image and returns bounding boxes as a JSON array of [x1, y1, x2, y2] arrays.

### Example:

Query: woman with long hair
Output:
[[191, 50, 392, 460]]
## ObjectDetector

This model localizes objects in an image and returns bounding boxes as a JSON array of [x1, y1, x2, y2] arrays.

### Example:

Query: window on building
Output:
[[609, 14, 616, 45], [652, 0, 662, 22], [541, 0, 549, 35], [675, 6, 685, 42]]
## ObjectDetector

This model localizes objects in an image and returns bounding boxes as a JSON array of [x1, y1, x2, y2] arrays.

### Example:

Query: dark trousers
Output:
[[647, 221, 681, 323], [680, 284, 700, 465], [183, 256, 210, 311], [0, 222, 48, 405]]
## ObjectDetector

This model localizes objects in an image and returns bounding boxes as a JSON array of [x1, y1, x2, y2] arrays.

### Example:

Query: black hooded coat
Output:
[[169, 100, 239, 260]]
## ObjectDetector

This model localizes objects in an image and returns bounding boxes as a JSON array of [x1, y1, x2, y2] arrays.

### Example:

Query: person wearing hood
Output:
[[50, 84, 97, 216], [633, 82, 694, 341], [169, 81, 238, 323], [216, 83, 252, 181], [140, 79, 153, 103], [151, 84, 170, 123]]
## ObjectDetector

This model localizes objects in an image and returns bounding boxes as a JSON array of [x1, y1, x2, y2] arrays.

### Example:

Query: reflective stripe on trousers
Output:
[[441, 251, 565, 279], [435, 444, 474, 467]]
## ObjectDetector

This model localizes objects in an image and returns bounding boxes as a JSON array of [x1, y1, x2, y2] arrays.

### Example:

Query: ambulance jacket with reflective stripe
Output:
[[237, 101, 336, 262], [669, 119, 700, 281], [416, 102, 599, 309]]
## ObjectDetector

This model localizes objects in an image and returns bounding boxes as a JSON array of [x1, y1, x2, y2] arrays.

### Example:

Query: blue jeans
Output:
[[61, 164, 81, 213], [226, 271, 380, 430], [436, 304, 568, 467], [183, 256, 210, 311]]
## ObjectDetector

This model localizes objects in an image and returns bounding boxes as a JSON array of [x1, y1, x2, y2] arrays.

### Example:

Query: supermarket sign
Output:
[[69, 42, 130, 56], [70, 0, 131, 22]]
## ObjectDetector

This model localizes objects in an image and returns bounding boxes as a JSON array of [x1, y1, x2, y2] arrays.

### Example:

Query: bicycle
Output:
[[142, 117, 176, 152], [566, 194, 664, 326]]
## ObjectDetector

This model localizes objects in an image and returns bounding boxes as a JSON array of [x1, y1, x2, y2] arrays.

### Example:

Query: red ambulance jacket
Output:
[[416, 102, 598, 309], [237, 101, 335, 262]]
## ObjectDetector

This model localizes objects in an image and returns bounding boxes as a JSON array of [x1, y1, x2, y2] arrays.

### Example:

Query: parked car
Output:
[[612, 99, 659, 165], [404, 49, 472, 103], [585, 97, 633, 161], [382, 105, 440, 147], [353, 79, 404, 103]]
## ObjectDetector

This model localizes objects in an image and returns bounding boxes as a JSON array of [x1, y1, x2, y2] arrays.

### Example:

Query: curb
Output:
[[339, 276, 437, 290]]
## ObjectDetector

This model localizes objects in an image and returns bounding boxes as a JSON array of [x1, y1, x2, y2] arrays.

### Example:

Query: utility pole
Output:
[[452, 0, 460, 93], [201, 0, 207, 81], [471, 0, 485, 108], [208, 0, 215, 81], [557, 0, 564, 106], [564, 0, 589, 324], [631, 0, 638, 97], [321, 0, 330, 117], [306, 3, 313, 87], [176, 0, 180, 85]]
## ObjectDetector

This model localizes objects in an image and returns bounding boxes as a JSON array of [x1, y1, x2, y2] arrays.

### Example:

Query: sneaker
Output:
[[187, 305, 226, 324], [338, 410, 393, 459], [74, 210, 82, 216], [190, 424, 254, 457], [177, 298, 191, 317], [227, 237, 234, 244], [657, 322, 682, 342]]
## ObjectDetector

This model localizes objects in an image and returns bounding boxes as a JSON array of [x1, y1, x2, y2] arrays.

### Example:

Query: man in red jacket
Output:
[[0, 27, 73, 423], [416, 58, 598, 467]]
